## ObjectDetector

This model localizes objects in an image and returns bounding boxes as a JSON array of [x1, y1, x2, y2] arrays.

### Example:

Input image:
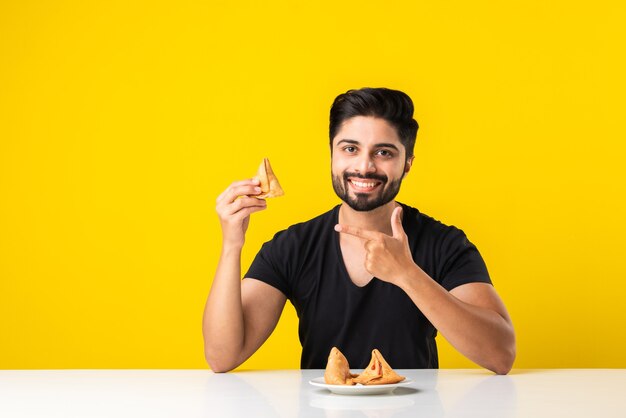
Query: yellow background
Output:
[[1, 1, 625, 370]]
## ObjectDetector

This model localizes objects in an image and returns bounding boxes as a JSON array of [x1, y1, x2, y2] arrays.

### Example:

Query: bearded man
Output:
[[203, 87, 516, 374]]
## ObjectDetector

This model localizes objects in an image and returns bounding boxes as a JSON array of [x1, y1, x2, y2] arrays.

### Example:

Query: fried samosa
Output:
[[255, 157, 284, 198], [352, 349, 405, 385], [324, 347, 359, 385]]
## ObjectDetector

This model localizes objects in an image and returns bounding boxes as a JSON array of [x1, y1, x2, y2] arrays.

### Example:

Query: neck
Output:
[[338, 201, 399, 235]]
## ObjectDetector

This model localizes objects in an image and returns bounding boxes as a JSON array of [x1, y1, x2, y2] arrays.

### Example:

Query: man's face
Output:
[[331, 116, 412, 212]]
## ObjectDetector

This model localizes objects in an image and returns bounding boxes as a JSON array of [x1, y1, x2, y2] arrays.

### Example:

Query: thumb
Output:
[[391, 206, 405, 239]]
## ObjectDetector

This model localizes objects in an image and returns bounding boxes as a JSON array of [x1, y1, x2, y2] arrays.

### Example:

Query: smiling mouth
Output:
[[348, 178, 383, 193]]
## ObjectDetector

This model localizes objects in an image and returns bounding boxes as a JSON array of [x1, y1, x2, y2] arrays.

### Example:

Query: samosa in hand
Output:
[[255, 158, 284, 198]]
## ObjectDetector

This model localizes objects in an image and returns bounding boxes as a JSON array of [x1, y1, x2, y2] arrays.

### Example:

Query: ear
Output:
[[403, 155, 415, 179]]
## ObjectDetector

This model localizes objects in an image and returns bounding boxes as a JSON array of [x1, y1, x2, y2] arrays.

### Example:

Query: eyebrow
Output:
[[336, 139, 400, 151]]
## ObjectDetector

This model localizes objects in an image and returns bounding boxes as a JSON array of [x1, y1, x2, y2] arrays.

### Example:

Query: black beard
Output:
[[332, 171, 403, 212]]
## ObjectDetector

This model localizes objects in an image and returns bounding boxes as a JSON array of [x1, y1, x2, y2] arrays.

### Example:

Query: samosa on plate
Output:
[[324, 347, 359, 385], [255, 157, 284, 198], [351, 349, 405, 385]]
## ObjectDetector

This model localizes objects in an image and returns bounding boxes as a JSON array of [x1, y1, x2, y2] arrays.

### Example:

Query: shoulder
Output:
[[399, 202, 468, 243], [398, 202, 490, 287], [399, 202, 478, 263]]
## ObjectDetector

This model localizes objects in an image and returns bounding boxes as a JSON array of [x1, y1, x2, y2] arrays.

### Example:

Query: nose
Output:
[[355, 154, 376, 175]]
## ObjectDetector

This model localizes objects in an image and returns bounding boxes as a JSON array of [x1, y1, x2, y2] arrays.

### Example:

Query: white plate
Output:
[[309, 377, 413, 395]]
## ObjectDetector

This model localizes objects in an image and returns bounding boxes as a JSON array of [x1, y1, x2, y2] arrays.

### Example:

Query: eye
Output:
[[343, 146, 357, 153], [375, 149, 394, 158]]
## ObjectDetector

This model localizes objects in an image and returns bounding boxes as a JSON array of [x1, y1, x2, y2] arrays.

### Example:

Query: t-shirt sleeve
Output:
[[437, 228, 492, 291], [244, 230, 294, 299]]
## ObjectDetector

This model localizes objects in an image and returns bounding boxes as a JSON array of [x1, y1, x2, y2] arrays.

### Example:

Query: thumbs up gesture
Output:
[[334, 206, 418, 286]]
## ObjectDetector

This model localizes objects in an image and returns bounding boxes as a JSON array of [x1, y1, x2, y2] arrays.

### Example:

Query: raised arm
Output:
[[203, 178, 286, 372]]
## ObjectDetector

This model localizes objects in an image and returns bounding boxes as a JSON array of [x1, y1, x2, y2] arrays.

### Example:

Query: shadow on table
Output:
[[207, 370, 315, 417], [445, 373, 517, 418]]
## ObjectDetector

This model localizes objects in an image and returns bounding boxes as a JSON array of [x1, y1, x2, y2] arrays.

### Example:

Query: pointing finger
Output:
[[334, 224, 383, 241]]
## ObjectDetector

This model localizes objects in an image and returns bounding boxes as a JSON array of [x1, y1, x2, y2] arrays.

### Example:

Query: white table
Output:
[[1, 369, 625, 417]]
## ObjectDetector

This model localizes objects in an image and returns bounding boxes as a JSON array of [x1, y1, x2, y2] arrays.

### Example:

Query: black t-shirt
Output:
[[245, 202, 492, 369]]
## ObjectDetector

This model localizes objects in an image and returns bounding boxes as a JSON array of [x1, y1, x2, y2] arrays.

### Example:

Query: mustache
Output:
[[343, 172, 388, 183]]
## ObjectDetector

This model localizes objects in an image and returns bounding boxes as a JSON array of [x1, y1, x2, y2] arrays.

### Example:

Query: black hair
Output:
[[329, 87, 419, 159]]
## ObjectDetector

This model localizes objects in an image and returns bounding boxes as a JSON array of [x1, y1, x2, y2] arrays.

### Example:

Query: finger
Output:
[[222, 196, 266, 216], [390, 206, 405, 239], [233, 203, 267, 220], [217, 178, 260, 202], [363, 250, 377, 275], [334, 224, 382, 241], [363, 239, 377, 252], [221, 184, 264, 204]]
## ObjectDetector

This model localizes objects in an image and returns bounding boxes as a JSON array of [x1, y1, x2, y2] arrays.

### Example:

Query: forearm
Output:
[[397, 266, 516, 375], [203, 244, 246, 372]]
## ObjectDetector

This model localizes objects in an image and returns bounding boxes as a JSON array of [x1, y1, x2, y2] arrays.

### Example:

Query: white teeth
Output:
[[351, 180, 376, 188]]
